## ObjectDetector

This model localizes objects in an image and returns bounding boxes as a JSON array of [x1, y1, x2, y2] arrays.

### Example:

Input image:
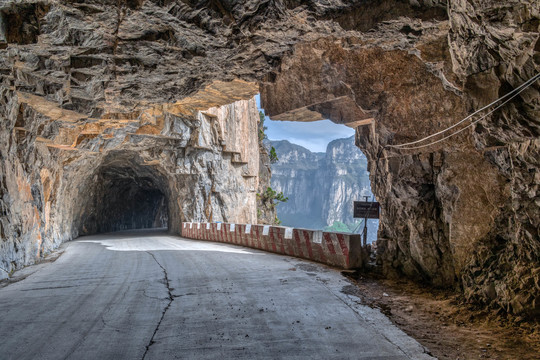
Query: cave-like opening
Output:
[[77, 152, 172, 236], [256, 95, 379, 242], [91, 167, 168, 234]]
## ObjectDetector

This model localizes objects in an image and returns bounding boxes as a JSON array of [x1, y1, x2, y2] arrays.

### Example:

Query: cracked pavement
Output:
[[143, 251, 174, 360], [0, 230, 434, 359]]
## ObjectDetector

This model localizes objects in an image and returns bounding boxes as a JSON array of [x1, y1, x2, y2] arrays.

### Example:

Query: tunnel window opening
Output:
[[256, 95, 379, 243]]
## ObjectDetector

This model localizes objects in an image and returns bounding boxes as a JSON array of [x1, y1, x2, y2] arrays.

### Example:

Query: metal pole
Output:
[[363, 196, 369, 246]]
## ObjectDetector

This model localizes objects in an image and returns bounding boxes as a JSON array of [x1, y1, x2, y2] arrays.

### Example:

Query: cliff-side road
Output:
[[0, 230, 433, 360]]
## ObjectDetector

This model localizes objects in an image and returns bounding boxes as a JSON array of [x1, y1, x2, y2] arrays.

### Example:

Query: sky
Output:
[[256, 95, 355, 153]]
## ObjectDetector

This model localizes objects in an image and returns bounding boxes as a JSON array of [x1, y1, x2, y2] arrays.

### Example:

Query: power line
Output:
[[355, 73, 538, 233], [389, 74, 539, 150], [386, 72, 540, 150]]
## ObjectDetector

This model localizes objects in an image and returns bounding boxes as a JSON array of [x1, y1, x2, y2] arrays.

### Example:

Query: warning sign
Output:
[[353, 201, 380, 219]]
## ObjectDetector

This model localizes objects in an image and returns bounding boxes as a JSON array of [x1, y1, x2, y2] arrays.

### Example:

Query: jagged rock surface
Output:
[[0, 86, 263, 278], [0, 0, 538, 316], [269, 137, 373, 231], [256, 115, 277, 225], [258, 1, 539, 316]]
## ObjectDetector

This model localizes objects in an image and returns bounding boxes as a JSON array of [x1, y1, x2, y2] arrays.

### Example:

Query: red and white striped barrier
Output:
[[181, 222, 364, 269]]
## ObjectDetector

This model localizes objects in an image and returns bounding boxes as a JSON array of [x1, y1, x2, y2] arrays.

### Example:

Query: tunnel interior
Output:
[[92, 167, 168, 233], [77, 152, 171, 235]]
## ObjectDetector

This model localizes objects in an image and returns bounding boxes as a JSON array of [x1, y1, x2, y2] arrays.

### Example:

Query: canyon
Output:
[[269, 136, 378, 240], [0, 0, 538, 318]]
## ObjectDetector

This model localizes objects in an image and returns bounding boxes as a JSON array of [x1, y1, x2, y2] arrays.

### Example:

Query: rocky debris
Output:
[[342, 272, 540, 360], [0, 0, 538, 316]]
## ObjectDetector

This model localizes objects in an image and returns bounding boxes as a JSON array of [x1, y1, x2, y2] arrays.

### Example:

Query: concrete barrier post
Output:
[[237, 224, 244, 246]]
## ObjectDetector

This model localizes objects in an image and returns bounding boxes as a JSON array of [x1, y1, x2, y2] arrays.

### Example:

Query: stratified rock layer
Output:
[[259, 2, 539, 316], [0, 0, 538, 316]]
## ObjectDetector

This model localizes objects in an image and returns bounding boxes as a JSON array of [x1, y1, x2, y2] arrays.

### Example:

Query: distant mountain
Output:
[[268, 136, 378, 241]]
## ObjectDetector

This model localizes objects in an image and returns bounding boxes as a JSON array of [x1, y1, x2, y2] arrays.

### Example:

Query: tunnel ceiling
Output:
[[0, 0, 539, 317]]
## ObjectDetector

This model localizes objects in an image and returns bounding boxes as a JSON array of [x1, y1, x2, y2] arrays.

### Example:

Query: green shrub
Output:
[[257, 187, 288, 208], [258, 111, 268, 142], [269, 146, 279, 163]]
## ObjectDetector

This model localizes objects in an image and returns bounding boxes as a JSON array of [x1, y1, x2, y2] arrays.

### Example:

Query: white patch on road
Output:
[[79, 237, 258, 255]]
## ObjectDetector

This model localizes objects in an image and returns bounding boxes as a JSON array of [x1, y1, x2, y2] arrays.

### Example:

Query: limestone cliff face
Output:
[[256, 119, 277, 225], [269, 140, 325, 228], [0, 89, 262, 278], [0, 0, 538, 316], [323, 137, 373, 226], [270, 137, 372, 229]]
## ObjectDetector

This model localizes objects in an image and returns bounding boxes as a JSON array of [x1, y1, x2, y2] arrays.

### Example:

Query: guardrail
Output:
[[181, 222, 365, 270]]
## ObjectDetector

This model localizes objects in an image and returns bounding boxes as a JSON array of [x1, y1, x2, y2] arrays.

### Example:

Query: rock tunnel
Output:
[[75, 152, 170, 234], [0, 0, 538, 317]]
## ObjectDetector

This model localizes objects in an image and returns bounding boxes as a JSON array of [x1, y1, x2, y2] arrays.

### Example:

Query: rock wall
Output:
[[259, 2, 539, 316], [447, 0, 540, 317], [269, 137, 373, 230], [256, 115, 277, 225], [0, 83, 263, 278], [0, 0, 537, 316]]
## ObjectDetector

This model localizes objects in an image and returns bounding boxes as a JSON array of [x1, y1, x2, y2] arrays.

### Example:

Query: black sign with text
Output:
[[353, 201, 380, 219]]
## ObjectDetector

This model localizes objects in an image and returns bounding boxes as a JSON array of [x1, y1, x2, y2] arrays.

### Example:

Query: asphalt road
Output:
[[0, 230, 434, 360]]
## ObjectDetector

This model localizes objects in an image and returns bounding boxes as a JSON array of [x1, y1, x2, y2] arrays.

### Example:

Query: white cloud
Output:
[[265, 119, 354, 152], [256, 94, 355, 152]]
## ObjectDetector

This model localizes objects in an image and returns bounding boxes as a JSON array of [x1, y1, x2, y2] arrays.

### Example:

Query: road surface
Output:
[[0, 230, 434, 359]]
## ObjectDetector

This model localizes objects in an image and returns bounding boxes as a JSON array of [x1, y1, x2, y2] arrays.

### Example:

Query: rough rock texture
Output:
[[269, 136, 373, 230], [447, 0, 540, 317], [0, 0, 538, 316], [256, 116, 277, 225], [259, 2, 539, 316], [0, 83, 263, 278]]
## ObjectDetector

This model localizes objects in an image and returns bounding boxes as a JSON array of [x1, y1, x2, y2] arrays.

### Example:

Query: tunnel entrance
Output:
[[78, 152, 171, 235], [92, 167, 168, 233]]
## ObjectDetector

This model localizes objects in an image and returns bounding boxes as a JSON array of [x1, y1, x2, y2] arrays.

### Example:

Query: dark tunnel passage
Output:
[[77, 152, 172, 235], [92, 167, 168, 233]]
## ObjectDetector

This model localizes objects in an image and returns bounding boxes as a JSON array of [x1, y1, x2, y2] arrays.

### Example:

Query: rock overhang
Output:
[[0, 0, 538, 317]]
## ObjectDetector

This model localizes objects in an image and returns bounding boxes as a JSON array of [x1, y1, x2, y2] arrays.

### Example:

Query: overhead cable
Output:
[[387, 72, 540, 150]]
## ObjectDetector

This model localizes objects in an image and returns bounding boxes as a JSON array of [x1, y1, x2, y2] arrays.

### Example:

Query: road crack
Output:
[[142, 252, 174, 360]]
